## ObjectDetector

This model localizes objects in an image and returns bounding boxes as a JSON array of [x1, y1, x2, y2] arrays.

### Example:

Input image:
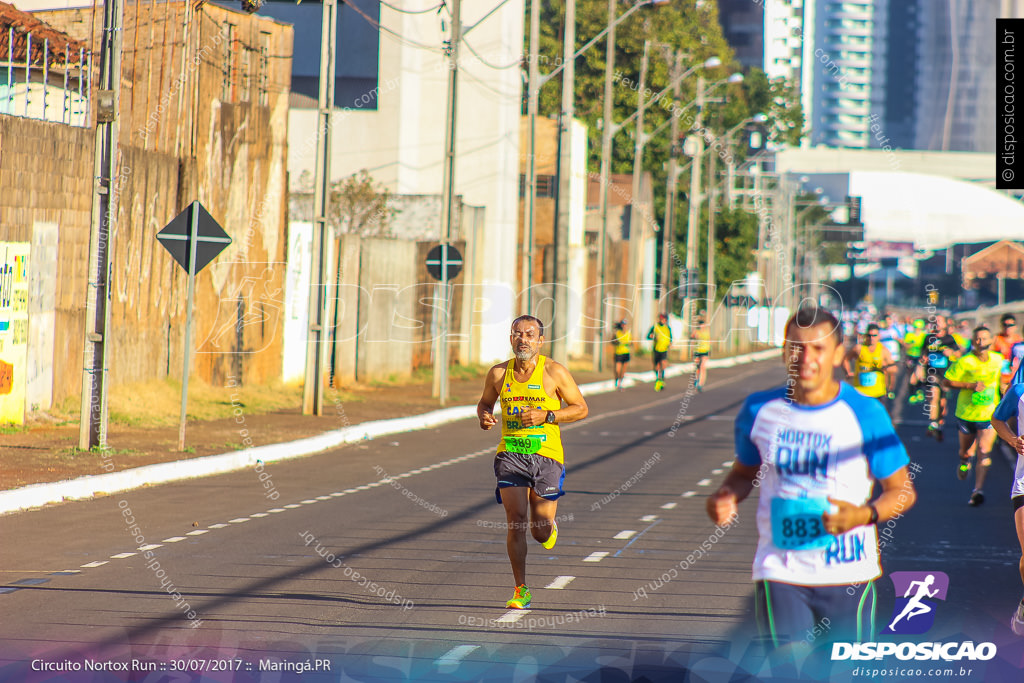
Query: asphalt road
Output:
[[3, 358, 1024, 682]]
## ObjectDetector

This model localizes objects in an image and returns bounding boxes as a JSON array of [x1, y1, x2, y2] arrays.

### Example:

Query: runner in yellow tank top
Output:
[[477, 315, 589, 610], [611, 319, 632, 390], [843, 323, 897, 405], [647, 313, 672, 391]]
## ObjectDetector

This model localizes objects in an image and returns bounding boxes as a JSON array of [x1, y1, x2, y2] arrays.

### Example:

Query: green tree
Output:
[[329, 170, 395, 237]]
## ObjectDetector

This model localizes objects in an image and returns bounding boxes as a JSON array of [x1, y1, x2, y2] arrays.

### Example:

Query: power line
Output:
[[378, 0, 444, 14], [462, 38, 521, 70], [342, 0, 444, 53]]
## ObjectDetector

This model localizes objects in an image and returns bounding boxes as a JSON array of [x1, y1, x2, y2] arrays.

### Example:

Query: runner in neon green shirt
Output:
[[945, 326, 1004, 506]]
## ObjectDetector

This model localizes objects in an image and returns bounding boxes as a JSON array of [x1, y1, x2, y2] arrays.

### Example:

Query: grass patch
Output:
[[0, 423, 28, 435], [102, 378, 310, 428], [56, 446, 142, 458]]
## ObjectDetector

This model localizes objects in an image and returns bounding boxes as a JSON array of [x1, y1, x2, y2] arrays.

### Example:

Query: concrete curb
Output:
[[0, 347, 779, 516]]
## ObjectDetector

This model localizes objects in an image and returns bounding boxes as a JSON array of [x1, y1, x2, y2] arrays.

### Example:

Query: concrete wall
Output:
[[0, 4, 293, 415]]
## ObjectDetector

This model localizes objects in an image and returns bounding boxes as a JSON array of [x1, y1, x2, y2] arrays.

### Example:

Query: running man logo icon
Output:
[[883, 571, 949, 635]]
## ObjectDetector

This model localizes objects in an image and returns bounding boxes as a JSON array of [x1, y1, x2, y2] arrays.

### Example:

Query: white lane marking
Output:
[[162, 537, 186, 543], [711, 469, 724, 474], [545, 575, 575, 590], [613, 530, 637, 540], [722, 460, 733, 466], [250, 513, 268, 518], [697, 479, 712, 486], [137, 544, 162, 551], [81, 561, 108, 568], [267, 508, 286, 513], [660, 502, 678, 509], [330, 493, 345, 497], [436, 645, 480, 669], [284, 504, 302, 509], [186, 529, 209, 536], [57, 570, 81, 574], [342, 488, 359, 494], [228, 518, 249, 524], [316, 496, 332, 501], [682, 491, 696, 498], [209, 523, 228, 529], [640, 515, 658, 522], [301, 499, 318, 504], [110, 552, 136, 559], [583, 552, 609, 562], [496, 610, 530, 623]]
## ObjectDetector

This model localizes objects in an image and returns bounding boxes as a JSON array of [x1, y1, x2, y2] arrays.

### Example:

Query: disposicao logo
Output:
[[883, 571, 948, 635], [832, 571, 996, 663]]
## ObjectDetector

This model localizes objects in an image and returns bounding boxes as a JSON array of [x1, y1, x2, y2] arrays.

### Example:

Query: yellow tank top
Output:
[[853, 344, 886, 397], [651, 323, 672, 353], [497, 356, 564, 464], [693, 328, 710, 354], [614, 330, 631, 355]]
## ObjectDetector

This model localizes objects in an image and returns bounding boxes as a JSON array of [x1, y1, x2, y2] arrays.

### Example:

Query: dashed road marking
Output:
[[496, 610, 530, 623], [250, 513, 268, 518], [110, 553, 136, 559], [284, 504, 302, 509], [682, 491, 696, 498], [436, 645, 480, 670], [80, 561, 108, 568], [583, 552, 609, 562], [316, 496, 332, 501], [545, 576, 575, 590], [613, 530, 637, 540], [268, 508, 286, 513], [228, 518, 249, 524], [186, 530, 209, 536], [711, 469, 724, 474], [209, 523, 228, 529], [721, 460, 733, 466], [137, 544, 162, 551], [301, 499, 319, 504], [640, 515, 658, 522], [660, 502, 678, 509], [162, 537, 186, 543], [697, 479, 712, 486]]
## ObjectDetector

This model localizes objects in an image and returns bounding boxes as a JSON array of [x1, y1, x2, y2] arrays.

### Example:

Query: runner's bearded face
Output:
[[783, 322, 843, 398], [973, 329, 992, 353], [511, 321, 543, 362]]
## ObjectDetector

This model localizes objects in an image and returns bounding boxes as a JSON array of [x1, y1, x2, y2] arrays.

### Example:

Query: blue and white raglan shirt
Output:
[[735, 383, 910, 586], [993, 363, 1024, 498]]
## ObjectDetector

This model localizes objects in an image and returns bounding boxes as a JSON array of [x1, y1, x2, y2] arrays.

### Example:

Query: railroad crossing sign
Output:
[[156, 201, 232, 273], [425, 243, 463, 281]]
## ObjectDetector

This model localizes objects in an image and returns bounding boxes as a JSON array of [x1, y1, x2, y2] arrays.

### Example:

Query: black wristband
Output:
[[867, 503, 879, 525]]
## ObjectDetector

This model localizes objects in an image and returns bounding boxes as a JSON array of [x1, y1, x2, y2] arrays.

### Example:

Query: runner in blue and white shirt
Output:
[[990, 360, 1024, 635], [707, 307, 918, 648]]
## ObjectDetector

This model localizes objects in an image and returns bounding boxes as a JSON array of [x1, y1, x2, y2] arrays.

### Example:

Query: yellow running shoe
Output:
[[541, 519, 558, 550], [506, 584, 531, 609]]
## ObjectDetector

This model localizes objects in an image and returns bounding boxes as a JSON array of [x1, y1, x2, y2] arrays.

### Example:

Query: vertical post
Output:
[[683, 75, 705, 336], [79, 0, 123, 451], [436, 0, 461, 405], [177, 203, 200, 451], [303, 0, 337, 416], [524, 0, 540, 314], [706, 143, 717, 303], [661, 50, 683, 313], [594, 0, 615, 372], [551, 0, 575, 365], [628, 39, 649, 345]]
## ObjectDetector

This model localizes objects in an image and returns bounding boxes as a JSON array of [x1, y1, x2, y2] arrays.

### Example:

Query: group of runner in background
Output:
[[609, 314, 710, 392], [840, 309, 1024, 507]]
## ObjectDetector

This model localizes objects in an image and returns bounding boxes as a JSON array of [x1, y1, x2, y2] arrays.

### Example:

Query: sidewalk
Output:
[[0, 349, 778, 514]]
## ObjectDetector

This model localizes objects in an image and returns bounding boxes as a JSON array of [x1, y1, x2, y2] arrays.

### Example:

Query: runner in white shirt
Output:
[[990, 361, 1024, 635], [707, 307, 917, 650]]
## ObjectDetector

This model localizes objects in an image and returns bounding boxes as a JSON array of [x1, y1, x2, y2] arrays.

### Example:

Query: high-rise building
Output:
[[715, 0, 764, 70]]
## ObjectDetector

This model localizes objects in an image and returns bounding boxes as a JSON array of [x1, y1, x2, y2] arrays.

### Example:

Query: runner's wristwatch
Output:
[[545, 410, 556, 424], [867, 503, 879, 525]]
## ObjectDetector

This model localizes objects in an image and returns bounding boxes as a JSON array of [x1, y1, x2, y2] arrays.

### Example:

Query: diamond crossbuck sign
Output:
[[156, 201, 232, 273]]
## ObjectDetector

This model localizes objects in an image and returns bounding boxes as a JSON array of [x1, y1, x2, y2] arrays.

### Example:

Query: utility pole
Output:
[[683, 75, 705, 335], [435, 0, 461, 404], [551, 0, 574, 364], [524, 0, 539, 313], [303, 0, 337, 416], [594, 0, 615, 372], [80, 0, 124, 450], [627, 39, 649, 344], [706, 141, 717, 303], [661, 50, 683, 313]]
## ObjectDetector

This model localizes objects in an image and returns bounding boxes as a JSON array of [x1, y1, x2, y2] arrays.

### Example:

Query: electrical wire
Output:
[[378, 0, 444, 14], [461, 39, 522, 70], [342, 0, 444, 53]]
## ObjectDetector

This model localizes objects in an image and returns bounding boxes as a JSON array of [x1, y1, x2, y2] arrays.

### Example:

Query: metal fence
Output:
[[0, 26, 92, 127]]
